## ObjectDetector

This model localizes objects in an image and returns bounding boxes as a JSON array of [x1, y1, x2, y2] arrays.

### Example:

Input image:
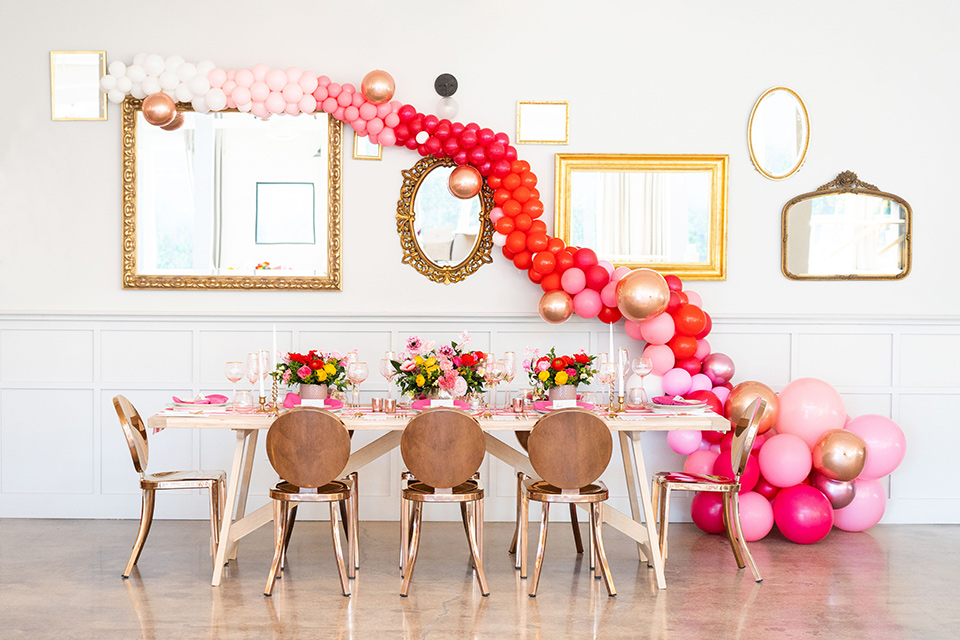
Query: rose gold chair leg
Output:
[[346, 490, 357, 580], [400, 502, 423, 597], [460, 503, 474, 567], [400, 496, 410, 575], [279, 504, 297, 571], [730, 492, 762, 582], [477, 496, 484, 568], [264, 500, 287, 596], [329, 503, 350, 596], [350, 472, 360, 571], [587, 508, 595, 572], [721, 492, 745, 568], [519, 484, 530, 578], [528, 502, 550, 597], [124, 488, 156, 578], [509, 471, 523, 560], [591, 503, 616, 596], [569, 504, 584, 554], [465, 500, 489, 596]]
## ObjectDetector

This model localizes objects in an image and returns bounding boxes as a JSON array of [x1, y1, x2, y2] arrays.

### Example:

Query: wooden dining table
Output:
[[147, 405, 728, 589]]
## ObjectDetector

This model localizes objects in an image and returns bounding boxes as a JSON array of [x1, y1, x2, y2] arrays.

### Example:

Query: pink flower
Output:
[[282, 353, 291, 364], [453, 356, 462, 367], [406, 336, 422, 354], [537, 360, 550, 372], [400, 360, 416, 372], [458, 331, 472, 348], [423, 340, 436, 352], [565, 368, 576, 377], [440, 358, 454, 372], [453, 376, 468, 397], [522, 359, 531, 371], [296, 365, 311, 379], [329, 350, 342, 360], [282, 370, 291, 384]]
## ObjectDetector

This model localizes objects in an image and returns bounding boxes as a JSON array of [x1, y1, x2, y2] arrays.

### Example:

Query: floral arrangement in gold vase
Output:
[[524, 348, 597, 400], [391, 332, 487, 399]]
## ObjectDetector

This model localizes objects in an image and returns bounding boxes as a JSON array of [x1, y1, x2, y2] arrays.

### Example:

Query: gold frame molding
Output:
[[747, 86, 810, 181], [555, 153, 728, 280], [516, 101, 569, 144], [121, 97, 343, 290], [781, 170, 912, 281], [50, 50, 107, 121], [352, 132, 382, 160], [396, 156, 495, 285]]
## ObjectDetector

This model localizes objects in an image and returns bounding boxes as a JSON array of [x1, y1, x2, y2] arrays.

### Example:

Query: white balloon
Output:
[[164, 54, 185, 71], [205, 88, 227, 111], [143, 54, 164, 77], [237, 101, 252, 113], [158, 70, 179, 90], [162, 89, 176, 100], [107, 89, 125, 104], [130, 83, 146, 99], [415, 130, 429, 144], [116, 76, 132, 93], [437, 97, 459, 119], [99, 74, 117, 92], [196, 60, 216, 76], [174, 84, 193, 103], [192, 95, 209, 113], [126, 64, 146, 83], [108, 60, 127, 77], [133, 53, 147, 66], [140, 76, 161, 95], [177, 63, 197, 83], [188, 75, 210, 96], [492, 232, 507, 247]]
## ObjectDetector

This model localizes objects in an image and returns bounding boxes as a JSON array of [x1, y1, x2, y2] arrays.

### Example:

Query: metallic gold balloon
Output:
[[361, 70, 395, 104], [448, 165, 482, 199], [812, 429, 866, 481], [724, 381, 779, 434], [538, 290, 574, 324], [142, 93, 177, 127], [614, 268, 670, 322], [809, 470, 857, 509], [160, 111, 184, 131]]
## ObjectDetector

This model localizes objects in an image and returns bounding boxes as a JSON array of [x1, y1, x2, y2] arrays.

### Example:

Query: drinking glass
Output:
[[597, 361, 618, 409], [380, 351, 397, 398], [245, 352, 260, 387], [224, 361, 244, 410], [233, 390, 255, 413], [502, 351, 517, 407], [484, 360, 505, 410], [631, 356, 654, 407], [347, 362, 369, 408]]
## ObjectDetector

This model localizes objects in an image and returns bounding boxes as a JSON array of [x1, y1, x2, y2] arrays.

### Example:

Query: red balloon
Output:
[[675, 357, 702, 375], [512, 186, 531, 203], [666, 290, 684, 313], [505, 231, 527, 254], [434, 122, 451, 140], [598, 305, 622, 324], [477, 162, 492, 177], [527, 267, 543, 283], [495, 217, 515, 235], [494, 189, 511, 206], [529, 219, 547, 235], [513, 250, 532, 270], [408, 118, 423, 135], [511, 160, 529, 173], [520, 171, 537, 188], [773, 486, 834, 544], [423, 137, 441, 155], [547, 237, 566, 253], [685, 389, 722, 414], [450, 122, 465, 137], [504, 145, 518, 161], [398, 104, 416, 122], [702, 430, 724, 444], [502, 200, 522, 217], [459, 129, 477, 149], [494, 132, 510, 144], [585, 264, 610, 291], [664, 274, 683, 292], [532, 250, 556, 274], [691, 492, 725, 534], [404, 138, 419, 151], [468, 146, 486, 166], [492, 159, 511, 178], [753, 474, 781, 500], [501, 246, 515, 260], [526, 233, 549, 253], [464, 122, 480, 131], [668, 335, 698, 359], [487, 141, 505, 160], [453, 150, 468, 165], [696, 312, 713, 340], [423, 114, 439, 132], [514, 213, 532, 231], [442, 138, 460, 157], [477, 128, 495, 146], [719, 432, 734, 451], [394, 123, 411, 141], [541, 272, 561, 292], [523, 199, 544, 218], [713, 452, 759, 493], [503, 173, 521, 190], [673, 304, 707, 337], [572, 248, 598, 270]]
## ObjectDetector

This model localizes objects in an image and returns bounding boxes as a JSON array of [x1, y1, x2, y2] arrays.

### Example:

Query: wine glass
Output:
[[225, 362, 244, 410], [597, 361, 618, 409], [380, 350, 397, 398], [484, 360, 506, 410], [502, 351, 517, 406], [347, 362, 369, 408], [631, 356, 654, 407], [245, 352, 260, 388]]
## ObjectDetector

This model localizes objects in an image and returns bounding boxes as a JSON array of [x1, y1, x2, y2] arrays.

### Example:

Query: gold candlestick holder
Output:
[[258, 395, 267, 413], [271, 379, 280, 415]]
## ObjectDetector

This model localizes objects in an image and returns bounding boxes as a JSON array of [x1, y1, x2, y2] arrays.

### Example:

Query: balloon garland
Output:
[[101, 55, 908, 543]]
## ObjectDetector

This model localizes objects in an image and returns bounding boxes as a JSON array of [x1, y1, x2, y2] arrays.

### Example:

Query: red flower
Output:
[[461, 353, 476, 366], [289, 353, 307, 364], [551, 357, 565, 371], [574, 353, 590, 364], [474, 351, 485, 361], [309, 359, 324, 370]]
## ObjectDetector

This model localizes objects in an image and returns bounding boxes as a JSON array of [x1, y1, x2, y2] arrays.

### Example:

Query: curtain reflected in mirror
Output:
[[556, 154, 727, 280]]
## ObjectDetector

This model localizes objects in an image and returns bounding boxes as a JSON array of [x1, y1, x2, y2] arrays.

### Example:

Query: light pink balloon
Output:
[[643, 344, 675, 376], [252, 63, 270, 82], [298, 71, 319, 94], [250, 81, 269, 102], [712, 386, 730, 405], [344, 105, 359, 122], [221, 80, 237, 96], [597, 260, 614, 276], [298, 94, 317, 114], [281, 83, 303, 103], [235, 69, 255, 87], [640, 312, 675, 345], [560, 267, 586, 295], [352, 118, 367, 134], [251, 102, 268, 118], [337, 91, 353, 107], [600, 281, 619, 308], [232, 86, 251, 106], [612, 266, 631, 282], [489, 208, 504, 223], [777, 378, 846, 448], [832, 478, 886, 531], [367, 117, 384, 135], [689, 373, 712, 392], [377, 102, 392, 118], [573, 289, 602, 319], [265, 92, 285, 114], [284, 102, 300, 116], [710, 443, 721, 453], [385, 112, 400, 128], [313, 86, 328, 102], [684, 449, 719, 475], [624, 320, 643, 341], [326, 82, 341, 98], [285, 66, 302, 83], [694, 338, 711, 361], [738, 491, 775, 541], [207, 68, 227, 88], [845, 415, 906, 479], [378, 129, 397, 147], [758, 433, 812, 488], [662, 368, 693, 396], [685, 290, 702, 307], [359, 103, 377, 120], [321, 97, 338, 113], [265, 69, 287, 91], [668, 430, 702, 456]]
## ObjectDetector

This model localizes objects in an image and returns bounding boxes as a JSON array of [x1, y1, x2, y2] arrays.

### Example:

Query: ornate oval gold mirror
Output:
[[748, 87, 810, 180], [782, 171, 911, 280], [396, 156, 495, 284], [121, 97, 342, 289]]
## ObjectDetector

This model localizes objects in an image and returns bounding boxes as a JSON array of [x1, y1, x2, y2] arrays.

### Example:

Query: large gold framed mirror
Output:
[[121, 97, 342, 289], [782, 171, 911, 280], [555, 154, 728, 280], [748, 86, 810, 180], [396, 156, 495, 284]]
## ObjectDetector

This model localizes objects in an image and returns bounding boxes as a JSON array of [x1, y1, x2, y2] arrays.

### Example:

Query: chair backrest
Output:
[[730, 397, 766, 479], [266, 407, 352, 488], [114, 395, 149, 475], [401, 408, 485, 489], [528, 408, 612, 490]]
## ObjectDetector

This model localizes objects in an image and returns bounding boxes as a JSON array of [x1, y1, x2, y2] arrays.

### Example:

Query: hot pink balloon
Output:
[[378, 129, 397, 147], [712, 385, 730, 405], [773, 485, 834, 544], [832, 478, 886, 531], [662, 368, 692, 396], [684, 290, 702, 307], [624, 320, 643, 341], [489, 208, 504, 224], [758, 433, 812, 488], [844, 415, 906, 479], [778, 378, 846, 449], [643, 344, 675, 376], [668, 430, 702, 456], [738, 491, 775, 541], [600, 281, 619, 308], [691, 492, 725, 534], [597, 260, 614, 276], [572, 288, 602, 319], [640, 312, 675, 345], [713, 451, 759, 493], [694, 338, 711, 361], [689, 373, 712, 392], [701, 353, 735, 385], [561, 267, 586, 295], [612, 266, 631, 282]]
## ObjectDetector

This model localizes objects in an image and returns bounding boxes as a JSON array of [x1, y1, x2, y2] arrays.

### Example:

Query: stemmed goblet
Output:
[[596, 361, 617, 411], [484, 360, 506, 410], [631, 356, 654, 408], [224, 362, 244, 411], [347, 362, 369, 408], [380, 351, 397, 398], [502, 351, 517, 407]]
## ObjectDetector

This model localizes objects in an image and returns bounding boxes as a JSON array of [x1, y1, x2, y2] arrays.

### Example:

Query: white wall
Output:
[[1, 1, 959, 521]]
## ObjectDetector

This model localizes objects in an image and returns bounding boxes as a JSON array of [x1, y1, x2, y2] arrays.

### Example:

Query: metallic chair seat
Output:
[[655, 472, 735, 486], [269, 480, 352, 503], [525, 480, 608, 503], [402, 480, 482, 503], [141, 470, 226, 489]]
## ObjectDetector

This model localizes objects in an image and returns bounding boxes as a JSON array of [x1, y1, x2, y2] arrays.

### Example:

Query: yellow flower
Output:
[[416, 374, 425, 387], [323, 363, 337, 375], [427, 366, 440, 373], [538, 370, 550, 381], [414, 355, 424, 365], [315, 370, 328, 382], [425, 357, 436, 367], [555, 371, 569, 385]]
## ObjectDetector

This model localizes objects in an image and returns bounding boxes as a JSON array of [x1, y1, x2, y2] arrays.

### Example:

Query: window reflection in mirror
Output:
[[412, 165, 482, 265]]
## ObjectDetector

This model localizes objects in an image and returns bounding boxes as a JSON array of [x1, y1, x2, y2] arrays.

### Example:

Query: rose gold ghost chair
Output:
[[113, 395, 226, 578], [652, 397, 766, 582], [399, 407, 489, 597], [263, 407, 358, 597], [517, 408, 616, 597]]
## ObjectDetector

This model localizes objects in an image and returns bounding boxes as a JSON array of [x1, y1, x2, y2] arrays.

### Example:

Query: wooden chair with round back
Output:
[[264, 407, 357, 597], [652, 397, 767, 582], [519, 408, 616, 597], [399, 407, 489, 597], [113, 395, 226, 579]]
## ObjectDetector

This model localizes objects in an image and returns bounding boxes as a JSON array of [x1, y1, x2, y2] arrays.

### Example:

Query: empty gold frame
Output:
[[396, 156, 495, 284], [517, 101, 569, 144], [748, 87, 810, 180], [50, 51, 107, 121], [121, 97, 342, 290], [782, 171, 911, 280], [555, 154, 728, 280]]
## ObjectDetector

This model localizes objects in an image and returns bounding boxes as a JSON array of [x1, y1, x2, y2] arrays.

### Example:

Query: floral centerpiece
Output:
[[391, 332, 487, 399], [272, 350, 349, 398], [525, 348, 597, 400]]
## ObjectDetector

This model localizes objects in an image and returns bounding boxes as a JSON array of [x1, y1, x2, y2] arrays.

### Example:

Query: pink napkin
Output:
[[282, 393, 344, 410], [172, 394, 229, 404], [652, 395, 704, 406]]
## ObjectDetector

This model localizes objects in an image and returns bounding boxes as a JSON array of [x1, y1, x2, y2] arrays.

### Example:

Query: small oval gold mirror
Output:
[[396, 156, 494, 284], [748, 87, 810, 180]]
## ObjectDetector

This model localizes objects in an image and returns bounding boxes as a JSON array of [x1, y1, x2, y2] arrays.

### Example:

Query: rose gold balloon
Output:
[[142, 93, 177, 127], [538, 290, 574, 324], [614, 268, 670, 322], [812, 429, 866, 481], [361, 70, 395, 104], [702, 353, 735, 385], [160, 111, 185, 131], [448, 165, 482, 199], [809, 470, 857, 509], [724, 381, 779, 434]]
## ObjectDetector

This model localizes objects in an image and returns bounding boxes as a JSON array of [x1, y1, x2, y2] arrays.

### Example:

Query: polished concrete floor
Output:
[[0, 518, 957, 639]]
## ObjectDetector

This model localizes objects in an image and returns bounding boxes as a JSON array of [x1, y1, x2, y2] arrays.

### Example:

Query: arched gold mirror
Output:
[[396, 156, 495, 284], [782, 171, 911, 280], [748, 87, 810, 180]]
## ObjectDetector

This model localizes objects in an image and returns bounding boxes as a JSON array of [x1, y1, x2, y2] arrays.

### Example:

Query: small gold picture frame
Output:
[[516, 100, 569, 144], [50, 51, 107, 121], [353, 133, 382, 160]]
